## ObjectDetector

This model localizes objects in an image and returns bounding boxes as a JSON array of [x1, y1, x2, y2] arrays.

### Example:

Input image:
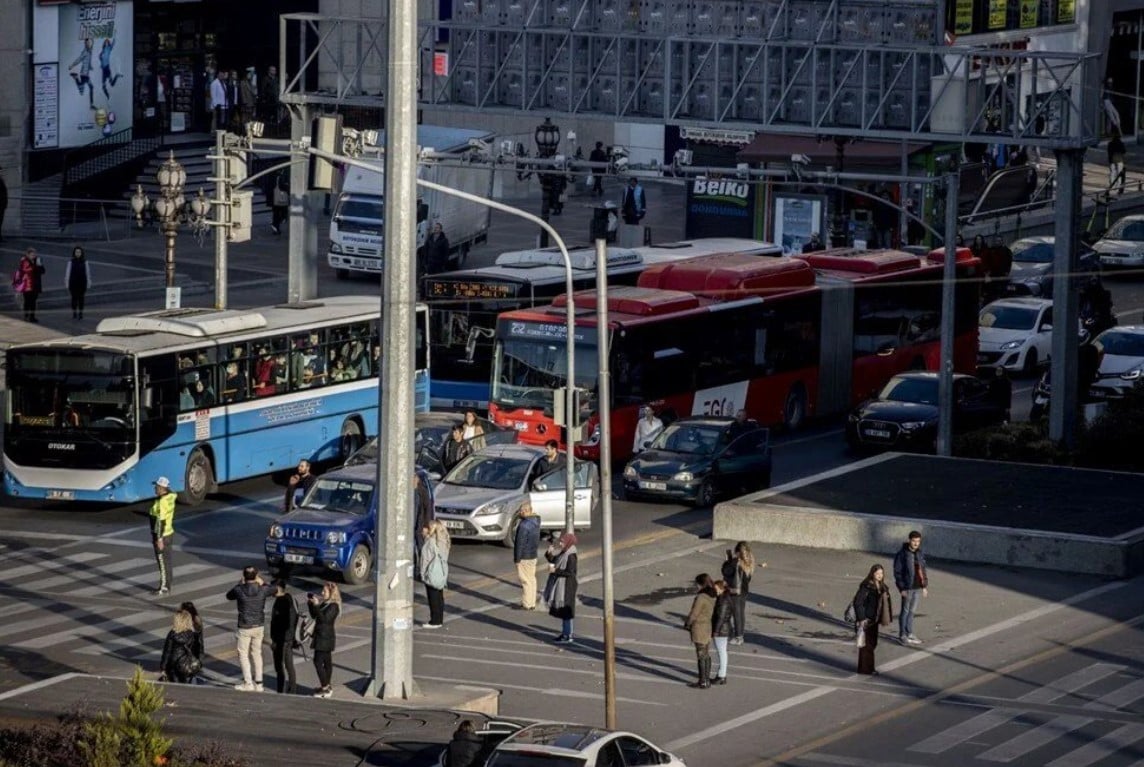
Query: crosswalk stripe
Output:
[[977, 715, 1093, 762], [0, 605, 99, 640], [1, 551, 106, 581], [909, 663, 1127, 754], [1044, 723, 1144, 767], [76, 616, 235, 658], [1084, 677, 1144, 711], [23, 558, 157, 592], [15, 607, 178, 650], [71, 562, 215, 597]]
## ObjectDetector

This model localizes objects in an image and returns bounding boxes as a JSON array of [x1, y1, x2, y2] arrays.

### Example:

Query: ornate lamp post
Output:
[[534, 117, 560, 247], [131, 151, 210, 308]]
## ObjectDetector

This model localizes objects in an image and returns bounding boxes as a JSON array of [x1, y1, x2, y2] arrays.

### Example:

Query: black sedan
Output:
[[622, 417, 772, 507], [846, 372, 1009, 453], [344, 411, 516, 477]]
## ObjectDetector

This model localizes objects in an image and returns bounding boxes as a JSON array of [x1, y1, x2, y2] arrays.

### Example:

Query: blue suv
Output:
[[265, 465, 432, 585]]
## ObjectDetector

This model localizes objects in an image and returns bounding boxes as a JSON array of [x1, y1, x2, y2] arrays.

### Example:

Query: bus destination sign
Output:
[[426, 279, 518, 300]]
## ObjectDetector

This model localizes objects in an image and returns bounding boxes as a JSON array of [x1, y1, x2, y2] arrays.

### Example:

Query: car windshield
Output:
[[648, 423, 725, 455], [1105, 219, 1144, 241], [879, 376, 939, 405], [980, 305, 1038, 331], [444, 454, 531, 490], [1010, 241, 1052, 263], [485, 755, 587, 767], [1095, 330, 1144, 357], [300, 478, 373, 515]]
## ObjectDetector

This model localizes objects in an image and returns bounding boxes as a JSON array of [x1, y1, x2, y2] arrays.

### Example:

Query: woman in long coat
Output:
[[852, 563, 893, 675], [545, 532, 578, 643], [308, 581, 341, 697], [684, 573, 716, 689]]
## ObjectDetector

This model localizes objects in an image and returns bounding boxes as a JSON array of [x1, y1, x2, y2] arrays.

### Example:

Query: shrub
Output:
[[954, 421, 1072, 465], [1077, 381, 1144, 471]]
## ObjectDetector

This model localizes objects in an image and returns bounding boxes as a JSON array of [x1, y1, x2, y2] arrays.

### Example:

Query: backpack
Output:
[[293, 596, 315, 658], [11, 269, 27, 293], [421, 539, 449, 590]]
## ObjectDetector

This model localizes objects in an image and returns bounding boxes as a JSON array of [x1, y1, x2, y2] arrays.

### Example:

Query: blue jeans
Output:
[[562, 618, 573, 638], [900, 589, 922, 638], [713, 637, 729, 679]]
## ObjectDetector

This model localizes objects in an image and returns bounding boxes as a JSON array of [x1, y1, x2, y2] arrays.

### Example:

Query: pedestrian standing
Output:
[[589, 141, 607, 196], [852, 563, 893, 675], [423, 222, 451, 275], [238, 67, 257, 127], [446, 720, 484, 767], [462, 410, 486, 450], [271, 171, 288, 235], [158, 608, 203, 684], [413, 469, 434, 581], [684, 573, 716, 689], [65, 246, 92, 320], [893, 530, 928, 646], [210, 70, 228, 132], [179, 600, 205, 682], [442, 424, 471, 474], [284, 458, 316, 511], [149, 476, 176, 595], [632, 405, 664, 454], [1109, 130, 1127, 197], [269, 579, 299, 694], [544, 532, 578, 643], [225, 565, 276, 692], [513, 500, 541, 610], [420, 519, 451, 629], [260, 65, 280, 125], [308, 581, 341, 698], [15, 248, 46, 323], [0, 169, 8, 242], [711, 579, 733, 685], [721, 541, 754, 645], [621, 177, 646, 226]]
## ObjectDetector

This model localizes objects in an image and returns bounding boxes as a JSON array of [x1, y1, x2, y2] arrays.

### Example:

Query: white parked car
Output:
[[1092, 215, 1144, 269], [484, 722, 688, 766], [978, 297, 1054, 374], [1090, 326, 1144, 400]]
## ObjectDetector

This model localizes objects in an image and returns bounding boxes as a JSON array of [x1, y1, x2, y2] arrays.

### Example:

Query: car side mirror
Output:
[[660, 754, 673, 765], [533, 481, 548, 491]]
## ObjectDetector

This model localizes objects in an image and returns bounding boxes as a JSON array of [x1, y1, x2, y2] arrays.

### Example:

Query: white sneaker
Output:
[[234, 682, 255, 692], [906, 635, 923, 645], [254, 682, 264, 692]]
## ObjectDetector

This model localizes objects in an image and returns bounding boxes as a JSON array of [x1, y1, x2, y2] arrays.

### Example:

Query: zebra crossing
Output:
[[796, 661, 1144, 767]]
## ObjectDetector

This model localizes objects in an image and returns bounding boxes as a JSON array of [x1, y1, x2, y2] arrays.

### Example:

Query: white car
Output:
[[1092, 215, 1144, 269], [978, 297, 1054, 374], [484, 722, 688, 766], [1090, 326, 1144, 400]]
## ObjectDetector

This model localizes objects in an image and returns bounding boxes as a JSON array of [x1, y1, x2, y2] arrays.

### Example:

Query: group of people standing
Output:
[[209, 65, 281, 133], [10, 246, 92, 323], [683, 542, 754, 689]]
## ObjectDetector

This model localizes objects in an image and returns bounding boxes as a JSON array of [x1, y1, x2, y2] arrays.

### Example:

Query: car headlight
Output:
[[325, 531, 346, 545], [623, 465, 637, 479], [900, 421, 927, 431], [1121, 369, 1143, 380], [1000, 339, 1024, 350], [474, 501, 505, 517], [268, 524, 283, 539], [673, 471, 694, 482]]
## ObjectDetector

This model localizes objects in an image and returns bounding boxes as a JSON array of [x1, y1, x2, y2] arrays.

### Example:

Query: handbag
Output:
[[176, 652, 202, 678], [843, 602, 856, 625], [855, 624, 866, 648]]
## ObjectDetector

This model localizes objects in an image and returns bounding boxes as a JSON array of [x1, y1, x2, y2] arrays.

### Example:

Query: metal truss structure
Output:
[[280, 4, 1100, 149]]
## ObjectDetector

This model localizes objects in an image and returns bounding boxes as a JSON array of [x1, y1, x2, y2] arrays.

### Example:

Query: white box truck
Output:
[[328, 125, 496, 279]]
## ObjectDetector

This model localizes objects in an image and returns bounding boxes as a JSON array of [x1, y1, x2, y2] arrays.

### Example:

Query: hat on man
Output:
[[155, 476, 171, 489]]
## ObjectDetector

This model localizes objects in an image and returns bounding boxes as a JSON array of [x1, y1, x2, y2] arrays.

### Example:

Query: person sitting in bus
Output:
[[330, 357, 353, 382], [179, 385, 196, 411], [370, 344, 381, 376], [274, 353, 290, 390], [348, 340, 369, 379], [179, 355, 195, 371], [193, 379, 216, 408], [222, 362, 246, 403], [253, 348, 276, 397], [305, 347, 327, 386]]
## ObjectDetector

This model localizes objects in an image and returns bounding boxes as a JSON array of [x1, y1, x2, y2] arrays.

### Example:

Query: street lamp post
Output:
[[131, 151, 210, 309], [535, 118, 560, 248]]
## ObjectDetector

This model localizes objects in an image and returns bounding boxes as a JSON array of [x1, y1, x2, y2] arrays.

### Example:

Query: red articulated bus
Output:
[[489, 247, 980, 462]]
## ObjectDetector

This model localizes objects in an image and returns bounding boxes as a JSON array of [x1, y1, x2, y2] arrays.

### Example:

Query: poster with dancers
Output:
[[58, 1, 133, 148]]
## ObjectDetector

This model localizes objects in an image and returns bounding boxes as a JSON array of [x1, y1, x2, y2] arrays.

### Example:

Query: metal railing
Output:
[[62, 128, 163, 188]]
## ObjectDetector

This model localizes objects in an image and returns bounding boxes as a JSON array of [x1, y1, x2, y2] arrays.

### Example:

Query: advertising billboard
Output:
[[684, 177, 759, 240], [773, 194, 827, 256]]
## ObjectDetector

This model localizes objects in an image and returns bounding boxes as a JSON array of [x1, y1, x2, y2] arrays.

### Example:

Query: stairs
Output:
[[127, 140, 274, 222], [20, 176, 64, 236]]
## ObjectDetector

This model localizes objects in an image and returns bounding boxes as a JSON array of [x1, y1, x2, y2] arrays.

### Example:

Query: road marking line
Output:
[[665, 687, 837, 752], [415, 674, 658, 705], [977, 714, 1093, 762], [797, 755, 931, 767], [1, 551, 107, 580], [70, 562, 216, 598], [1045, 722, 1144, 767], [0, 672, 84, 702], [23, 558, 162, 592]]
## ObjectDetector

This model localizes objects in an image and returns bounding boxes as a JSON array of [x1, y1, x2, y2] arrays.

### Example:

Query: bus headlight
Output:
[[673, 471, 694, 482], [326, 531, 347, 545], [268, 524, 284, 539], [474, 502, 504, 517], [622, 465, 637, 479]]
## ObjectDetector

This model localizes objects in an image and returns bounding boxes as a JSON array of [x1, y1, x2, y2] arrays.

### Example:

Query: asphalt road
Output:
[[2, 189, 1144, 765]]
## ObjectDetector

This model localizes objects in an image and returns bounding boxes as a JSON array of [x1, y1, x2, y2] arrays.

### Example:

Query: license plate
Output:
[[513, 421, 528, 431], [443, 520, 466, 529], [47, 490, 75, 500], [863, 429, 892, 438], [639, 481, 667, 491], [284, 553, 313, 564]]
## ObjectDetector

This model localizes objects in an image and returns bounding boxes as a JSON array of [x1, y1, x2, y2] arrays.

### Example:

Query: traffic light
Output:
[[308, 114, 343, 191]]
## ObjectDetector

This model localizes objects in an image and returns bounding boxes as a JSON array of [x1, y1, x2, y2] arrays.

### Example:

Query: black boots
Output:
[[689, 656, 712, 689]]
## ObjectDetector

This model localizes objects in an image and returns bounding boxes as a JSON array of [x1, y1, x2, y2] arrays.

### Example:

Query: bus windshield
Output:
[[491, 338, 597, 411]]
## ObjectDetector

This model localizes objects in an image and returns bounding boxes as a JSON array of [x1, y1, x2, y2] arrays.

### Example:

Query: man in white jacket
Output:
[[632, 405, 663, 455]]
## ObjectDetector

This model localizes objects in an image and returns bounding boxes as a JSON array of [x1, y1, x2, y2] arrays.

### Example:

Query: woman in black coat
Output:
[[721, 541, 754, 645], [545, 532, 578, 643], [308, 581, 341, 698], [159, 608, 202, 683], [852, 563, 893, 675], [270, 579, 299, 694], [711, 579, 734, 685]]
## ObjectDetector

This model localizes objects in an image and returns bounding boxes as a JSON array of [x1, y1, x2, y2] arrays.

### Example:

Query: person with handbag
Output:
[[159, 608, 202, 683], [851, 563, 893, 675], [308, 581, 341, 698], [420, 519, 451, 629], [14, 248, 45, 323], [269, 579, 299, 694], [545, 532, 578, 643]]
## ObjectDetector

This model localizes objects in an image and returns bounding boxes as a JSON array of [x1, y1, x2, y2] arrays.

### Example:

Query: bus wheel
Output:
[[182, 449, 213, 506], [783, 386, 807, 431], [343, 544, 371, 585], [338, 420, 363, 464]]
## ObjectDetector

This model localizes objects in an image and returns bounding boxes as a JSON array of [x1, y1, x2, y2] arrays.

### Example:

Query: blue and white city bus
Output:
[[2, 297, 429, 505]]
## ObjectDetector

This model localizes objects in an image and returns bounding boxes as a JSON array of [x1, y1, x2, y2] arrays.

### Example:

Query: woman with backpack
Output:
[[159, 608, 203, 684], [420, 519, 451, 629], [308, 581, 341, 698], [270, 579, 299, 694], [14, 248, 45, 323]]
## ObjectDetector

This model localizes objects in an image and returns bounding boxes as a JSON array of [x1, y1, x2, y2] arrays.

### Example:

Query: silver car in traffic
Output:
[[432, 443, 597, 547]]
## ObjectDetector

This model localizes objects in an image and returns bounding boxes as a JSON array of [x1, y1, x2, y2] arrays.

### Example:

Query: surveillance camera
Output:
[[791, 154, 812, 166], [674, 149, 693, 166]]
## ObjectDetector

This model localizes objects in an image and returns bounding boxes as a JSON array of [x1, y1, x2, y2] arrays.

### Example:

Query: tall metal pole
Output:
[[1049, 149, 1083, 448], [287, 104, 315, 302], [596, 238, 617, 729], [214, 129, 228, 310], [368, 0, 418, 700], [163, 224, 177, 289], [936, 173, 959, 457]]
